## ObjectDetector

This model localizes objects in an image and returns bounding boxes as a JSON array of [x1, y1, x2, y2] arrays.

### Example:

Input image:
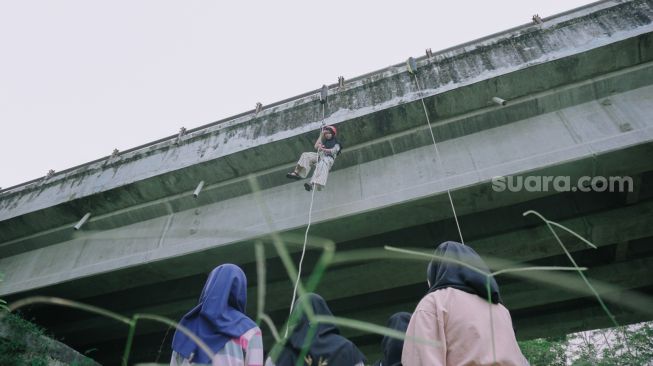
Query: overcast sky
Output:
[[0, 0, 596, 190]]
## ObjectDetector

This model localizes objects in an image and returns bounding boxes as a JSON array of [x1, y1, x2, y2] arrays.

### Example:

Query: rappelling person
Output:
[[286, 125, 342, 191]]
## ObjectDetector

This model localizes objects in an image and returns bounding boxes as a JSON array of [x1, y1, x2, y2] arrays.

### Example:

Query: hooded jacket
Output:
[[402, 242, 529, 366]]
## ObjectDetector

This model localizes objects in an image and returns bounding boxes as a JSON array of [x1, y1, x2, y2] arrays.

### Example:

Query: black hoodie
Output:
[[271, 293, 366, 366]]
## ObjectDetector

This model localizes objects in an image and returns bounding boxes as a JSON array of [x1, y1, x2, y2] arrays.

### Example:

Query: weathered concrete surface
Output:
[[1, 0, 653, 364], [1, 0, 652, 235], [0, 78, 653, 294], [1, 82, 652, 296]]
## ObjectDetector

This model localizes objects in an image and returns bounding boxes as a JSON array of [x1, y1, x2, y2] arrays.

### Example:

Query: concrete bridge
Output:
[[2, 0, 653, 363]]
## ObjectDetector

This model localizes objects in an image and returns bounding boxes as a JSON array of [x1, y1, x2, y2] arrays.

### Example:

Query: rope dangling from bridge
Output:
[[285, 85, 329, 337], [407, 57, 465, 245], [320, 84, 328, 127]]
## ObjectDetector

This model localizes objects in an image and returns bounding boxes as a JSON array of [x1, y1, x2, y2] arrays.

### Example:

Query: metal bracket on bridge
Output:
[[492, 97, 507, 106], [73, 212, 91, 231], [338, 76, 345, 89], [175, 127, 187, 145], [319, 84, 328, 104], [407, 57, 418, 74]]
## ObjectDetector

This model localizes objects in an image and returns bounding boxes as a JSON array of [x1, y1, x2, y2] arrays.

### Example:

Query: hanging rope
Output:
[[285, 90, 328, 337], [285, 182, 317, 337], [154, 325, 173, 363], [408, 57, 465, 245], [321, 103, 326, 127]]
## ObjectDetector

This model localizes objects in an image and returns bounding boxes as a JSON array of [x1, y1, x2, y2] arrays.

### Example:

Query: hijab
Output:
[[171, 264, 257, 364], [374, 312, 412, 366], [272, 293, 366, 366], [426, 241, 501, 304]]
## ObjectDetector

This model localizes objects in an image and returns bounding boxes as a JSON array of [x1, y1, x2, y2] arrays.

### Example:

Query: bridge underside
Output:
[[2, 2, 653, 364], [9, 165, 653, 364]]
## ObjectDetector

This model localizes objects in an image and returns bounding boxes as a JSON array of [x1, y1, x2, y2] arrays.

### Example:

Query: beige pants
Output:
[[296, 152, 335, 188]]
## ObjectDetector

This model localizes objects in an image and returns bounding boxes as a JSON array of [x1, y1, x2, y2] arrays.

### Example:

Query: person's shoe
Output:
[[304, 183, 312, 191], [286, 172, 301, 180]]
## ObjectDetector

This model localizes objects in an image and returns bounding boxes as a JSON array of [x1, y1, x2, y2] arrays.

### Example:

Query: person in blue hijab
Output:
[[171, 264, 263, 366]]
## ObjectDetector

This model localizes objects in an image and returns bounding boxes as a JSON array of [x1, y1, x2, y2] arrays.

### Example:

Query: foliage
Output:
[[570, 323, 653, 366], [521, 323, 653, 366], [1, 273, 9, 312], [0, 298, 8, 312], [0, 311, 96, 366], [0, 312, 48, 366], [519, 335, 568, 366]]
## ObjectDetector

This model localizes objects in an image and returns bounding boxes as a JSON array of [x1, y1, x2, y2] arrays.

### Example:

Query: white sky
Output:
[[0, 0, 596, 190]]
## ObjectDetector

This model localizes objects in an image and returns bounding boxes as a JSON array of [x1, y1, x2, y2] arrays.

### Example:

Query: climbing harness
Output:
[[406, 57, 465, 245]]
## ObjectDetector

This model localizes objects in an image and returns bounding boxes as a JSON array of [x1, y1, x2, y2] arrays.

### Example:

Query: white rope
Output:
[[285, 184, 316, 337], [285, 101, 327, 337], [412, 73, 465, 245]]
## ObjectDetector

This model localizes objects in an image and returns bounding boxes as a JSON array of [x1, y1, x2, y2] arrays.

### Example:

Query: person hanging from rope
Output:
[[286, 125, 342, 192]]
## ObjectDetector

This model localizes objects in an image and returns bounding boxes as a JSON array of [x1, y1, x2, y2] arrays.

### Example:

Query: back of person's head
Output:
[[272, 292, 366, 366], [171, 263, 256, 364], [199, 263, 249, 310], [287, 293, 338, 350], [426, 241, 501, 304], [380, 312, 412, 366]]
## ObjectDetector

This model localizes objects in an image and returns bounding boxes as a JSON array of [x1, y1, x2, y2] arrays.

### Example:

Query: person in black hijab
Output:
[[426, 241, 501, 304], [401, 241, 528, 366], [372, 312, 412, 366], [265, 293, 366, 366]]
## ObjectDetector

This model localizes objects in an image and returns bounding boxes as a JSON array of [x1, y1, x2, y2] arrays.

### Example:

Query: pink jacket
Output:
[[402, 288, 529, 366]]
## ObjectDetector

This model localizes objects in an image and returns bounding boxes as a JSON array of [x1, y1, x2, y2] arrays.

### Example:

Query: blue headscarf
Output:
[[171, 264, 257, 364]]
